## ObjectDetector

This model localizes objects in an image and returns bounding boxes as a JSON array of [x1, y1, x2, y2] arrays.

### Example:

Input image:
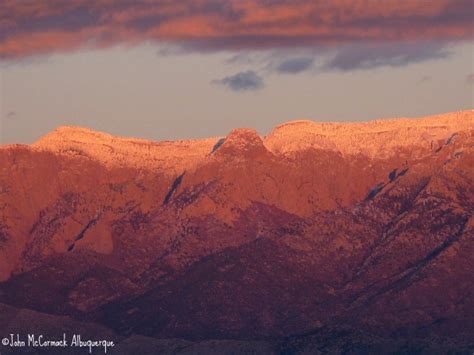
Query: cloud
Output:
[[5, 111, 16, 119], [0, 0, 472, 60], [224, 51, 263, 66], [323, 42, 450, 71], [275, 57, 314, 74], [212, 70, 264, 91]]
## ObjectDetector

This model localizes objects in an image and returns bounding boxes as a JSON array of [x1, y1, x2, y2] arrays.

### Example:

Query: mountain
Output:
[[0, 110, 473, 354]]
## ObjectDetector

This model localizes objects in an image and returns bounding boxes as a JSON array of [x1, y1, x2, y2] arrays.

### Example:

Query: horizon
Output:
[[2, 108, 472, 146]]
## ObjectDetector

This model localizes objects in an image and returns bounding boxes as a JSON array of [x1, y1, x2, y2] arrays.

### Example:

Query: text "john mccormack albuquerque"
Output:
[[2, 333, 115, 353]]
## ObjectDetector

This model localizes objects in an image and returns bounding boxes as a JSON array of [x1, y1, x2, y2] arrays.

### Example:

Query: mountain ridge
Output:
[[0, 109, 473, 353], [24, 109, 472, 163]]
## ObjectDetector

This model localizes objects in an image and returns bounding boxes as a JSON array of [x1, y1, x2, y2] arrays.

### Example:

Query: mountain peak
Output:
[[33, 126, 218, 172], [34, 126, 142, 146], [226, 128, 262, 145], [215, 128, 269, 158]]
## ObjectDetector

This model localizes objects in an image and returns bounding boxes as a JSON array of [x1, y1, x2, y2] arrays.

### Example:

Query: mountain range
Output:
[[0, 110, 473, 354]]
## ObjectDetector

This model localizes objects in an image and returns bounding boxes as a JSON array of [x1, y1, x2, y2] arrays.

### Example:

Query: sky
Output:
[[0, 0, 473, 144]]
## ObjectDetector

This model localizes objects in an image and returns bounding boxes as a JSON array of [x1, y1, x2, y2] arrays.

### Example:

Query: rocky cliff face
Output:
[[0, 110, 473, 353]]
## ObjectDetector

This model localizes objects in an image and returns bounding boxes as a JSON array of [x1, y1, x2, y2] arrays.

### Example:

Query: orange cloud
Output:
[[0, 0, 472, 59]]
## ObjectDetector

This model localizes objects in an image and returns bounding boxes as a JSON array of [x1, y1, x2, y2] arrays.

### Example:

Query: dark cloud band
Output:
[[323, 42, 451, 71], [0, 0, 472, 59]]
